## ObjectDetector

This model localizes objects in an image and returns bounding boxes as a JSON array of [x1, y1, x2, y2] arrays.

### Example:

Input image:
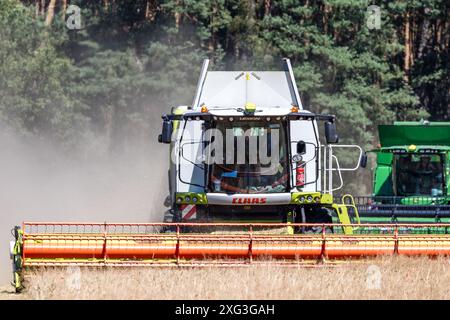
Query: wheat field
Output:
[[7, 256, 450, 300]]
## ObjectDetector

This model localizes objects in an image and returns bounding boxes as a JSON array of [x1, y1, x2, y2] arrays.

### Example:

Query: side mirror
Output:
[[296, 141, 306, 155], [324, 121, 339, 144], [360, 153, 368, 168], [159, 120, 172, 144]]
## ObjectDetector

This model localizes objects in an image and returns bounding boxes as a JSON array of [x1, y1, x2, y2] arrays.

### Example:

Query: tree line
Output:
[[0, 0, 448, 156]]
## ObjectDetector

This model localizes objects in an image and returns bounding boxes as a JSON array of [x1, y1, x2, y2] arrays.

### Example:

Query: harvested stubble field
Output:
[[5, 256, 450, 300]]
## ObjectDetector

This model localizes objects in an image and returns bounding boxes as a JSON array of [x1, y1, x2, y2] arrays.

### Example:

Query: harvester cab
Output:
[[159, 59, 364, 232], [357, 121, 450, 223]]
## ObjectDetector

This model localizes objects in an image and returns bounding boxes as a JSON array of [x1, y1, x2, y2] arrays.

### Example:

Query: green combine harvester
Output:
[[355, 121, 450, 223]]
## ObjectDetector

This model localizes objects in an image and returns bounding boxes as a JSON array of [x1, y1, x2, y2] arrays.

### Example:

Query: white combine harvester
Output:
[[159, 58, 363, 232]]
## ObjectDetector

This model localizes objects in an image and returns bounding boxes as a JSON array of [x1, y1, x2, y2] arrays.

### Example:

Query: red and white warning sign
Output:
[[181, 204, 197, 220]]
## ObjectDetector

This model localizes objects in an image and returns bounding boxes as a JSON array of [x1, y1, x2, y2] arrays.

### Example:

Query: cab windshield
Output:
[[394, 153, 444, 196], [209, 121, 288, 194]]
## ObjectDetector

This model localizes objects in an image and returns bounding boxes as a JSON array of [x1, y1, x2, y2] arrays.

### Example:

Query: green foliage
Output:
[[1, 0, 448, 158], [0, 0, 88, 149]]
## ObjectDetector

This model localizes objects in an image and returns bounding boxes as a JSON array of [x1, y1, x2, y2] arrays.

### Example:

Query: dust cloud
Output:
[[0, 122, 169, 284]]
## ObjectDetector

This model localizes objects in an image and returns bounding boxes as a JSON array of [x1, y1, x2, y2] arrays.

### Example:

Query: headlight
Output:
[[192, 197, 198, 203], [307, 195, 313, 202], [300, 196, 305, 203], [176, 197, 183, 203], [292, 154, 303, 163], [185, 196, 191, 202]]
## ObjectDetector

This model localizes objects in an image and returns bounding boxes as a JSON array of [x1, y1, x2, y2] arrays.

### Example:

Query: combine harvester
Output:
[[10, 60, 450, 292], [353, 121, 450, 223]]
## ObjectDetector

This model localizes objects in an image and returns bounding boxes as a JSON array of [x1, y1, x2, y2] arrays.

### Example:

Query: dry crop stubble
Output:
[[15, 256, 450, 300]]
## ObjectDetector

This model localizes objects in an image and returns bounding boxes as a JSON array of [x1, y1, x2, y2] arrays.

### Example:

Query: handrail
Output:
[[327, 144, 363, 171], [331, 155, 344, 192]]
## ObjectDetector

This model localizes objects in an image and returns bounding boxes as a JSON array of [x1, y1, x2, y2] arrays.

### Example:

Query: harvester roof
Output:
[[378, 121, 450, 148], [191, 59, 303, 112]]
